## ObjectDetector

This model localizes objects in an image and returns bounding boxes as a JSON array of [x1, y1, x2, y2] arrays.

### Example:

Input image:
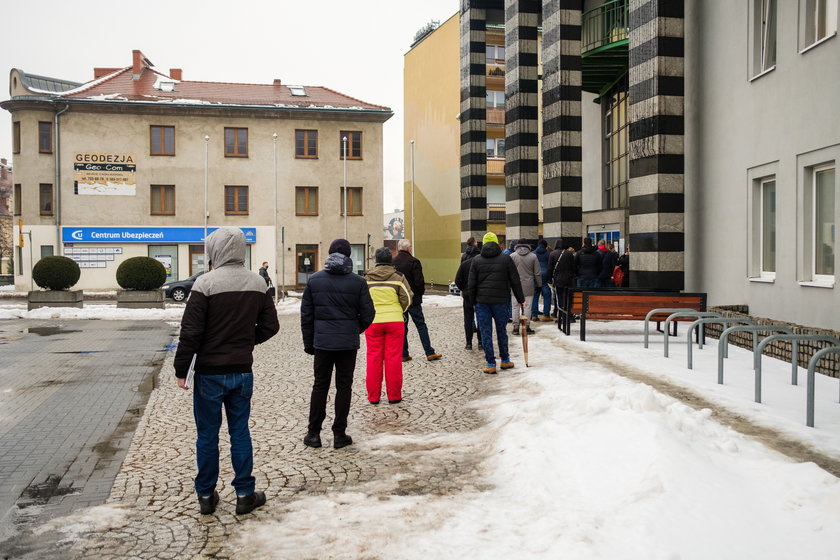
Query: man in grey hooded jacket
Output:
[[174, 227, 279, 516], [509, 239, 541, 335]]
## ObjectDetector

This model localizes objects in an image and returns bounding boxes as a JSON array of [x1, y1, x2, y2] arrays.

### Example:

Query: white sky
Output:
[[0, 0, 459, 213]]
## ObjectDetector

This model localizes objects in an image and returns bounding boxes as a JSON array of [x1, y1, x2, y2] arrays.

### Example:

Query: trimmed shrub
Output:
[[32, 256, 81, 291], [116, 257, 167, 291]]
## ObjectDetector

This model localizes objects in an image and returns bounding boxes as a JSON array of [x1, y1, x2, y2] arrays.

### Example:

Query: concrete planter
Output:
[[117, 290, 165, 309], [28, 290, 84, 311]]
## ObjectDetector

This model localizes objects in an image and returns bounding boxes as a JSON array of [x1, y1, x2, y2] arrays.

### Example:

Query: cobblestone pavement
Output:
[[0, 319, 177, 554], [11, 301, 528, 559]]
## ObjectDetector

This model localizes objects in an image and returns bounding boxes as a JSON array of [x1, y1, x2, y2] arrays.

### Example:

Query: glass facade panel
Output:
[[603, 86, 629, 209]]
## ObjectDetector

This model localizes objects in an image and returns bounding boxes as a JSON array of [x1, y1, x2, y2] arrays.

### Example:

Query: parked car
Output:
[[162, 271, 206, 302]]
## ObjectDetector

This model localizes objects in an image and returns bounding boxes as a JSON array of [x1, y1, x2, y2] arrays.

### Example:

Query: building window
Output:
[[39, 184, 53, 215], [225, 185, 248, 215], [485, 44, 505, 63], [340, 187, 363, 215], [150, 126, 175, 155], [14, 184, 21, 216], [38, 122, 53, 154], [813, 165, 835, 279], [296, 130, 318, 158], [761, 178, 777, 274], [150, 185, 176, 215], [752, 0, 777, 76], [224, 128, 248, 157], [604, 87, 629, 209], [340, 131, 362, 159], [485, 90, 505, 108], [40, 246, 54, 259], [295, 186, 319, 215], [486, 138, 505, 158], [13, 122, 20, 154], [801, 0, 838, 49]]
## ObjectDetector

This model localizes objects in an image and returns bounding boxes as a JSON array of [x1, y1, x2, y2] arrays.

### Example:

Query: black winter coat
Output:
[[575, 246, 602, 280], [454, 246, 480, 303], [466, 242, 525, 305], [598, 249, 618, 282], [554, 249, 576, 288], [301, 254, 375, 352], [393, 250, 425, 307]]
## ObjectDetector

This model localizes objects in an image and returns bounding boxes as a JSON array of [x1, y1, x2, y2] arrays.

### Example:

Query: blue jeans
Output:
[[193, 373, 255, 497], [403, 305, 435, 357], [531, 284, 552, 317], [475, 302, 511, 365], [577, 277, 598, 288]]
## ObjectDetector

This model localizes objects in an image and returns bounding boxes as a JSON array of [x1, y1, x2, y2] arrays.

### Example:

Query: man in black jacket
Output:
[[454, 243, 482, 350], [393, 239, 442, 362], [466, 232, 525, 374], [174, 227, 279, 516], [575, 237, 602, 288], [301, 238, 375, 450]]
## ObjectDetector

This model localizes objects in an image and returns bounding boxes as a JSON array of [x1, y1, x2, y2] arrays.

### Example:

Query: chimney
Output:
[[170, 68, 182, 81], [273, 79, 282, 86], [132, 50, 144, 79]]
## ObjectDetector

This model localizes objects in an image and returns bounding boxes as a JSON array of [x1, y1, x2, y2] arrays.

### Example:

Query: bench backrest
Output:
[[561, 287, 675, 315], [582, 292, 707, 319]]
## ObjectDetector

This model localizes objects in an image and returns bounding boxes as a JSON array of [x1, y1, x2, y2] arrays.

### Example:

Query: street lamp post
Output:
[[343, 135, 348, 240], [410, 139, 416, 251], [204, 135, 209, 271], [272, 132, 279, 302]]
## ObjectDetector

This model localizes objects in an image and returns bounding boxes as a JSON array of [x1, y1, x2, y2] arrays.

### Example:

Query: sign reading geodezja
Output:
[[74, 153, 137, 196], [62, 227, 257, 244]]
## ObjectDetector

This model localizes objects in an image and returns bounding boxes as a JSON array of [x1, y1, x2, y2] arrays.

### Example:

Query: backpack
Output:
[[612, 265, 625, 287]]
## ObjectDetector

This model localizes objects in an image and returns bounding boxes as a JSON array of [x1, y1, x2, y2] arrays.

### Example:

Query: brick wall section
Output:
[[706, 305, 840, 378]]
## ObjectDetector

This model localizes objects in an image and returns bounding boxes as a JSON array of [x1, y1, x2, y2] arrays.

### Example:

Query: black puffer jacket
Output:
[[454, 245, 481, 303], [554, 249, 576, 288], [392, 250, 425, 307], [598, 249, 618, 283], [575, 246, 602, 280], [301, 253, 375, 352], [466, 242, 525, 305]]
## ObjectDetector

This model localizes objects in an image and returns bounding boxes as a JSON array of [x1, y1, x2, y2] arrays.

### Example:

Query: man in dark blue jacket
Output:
[[301, 238, 375, 450]]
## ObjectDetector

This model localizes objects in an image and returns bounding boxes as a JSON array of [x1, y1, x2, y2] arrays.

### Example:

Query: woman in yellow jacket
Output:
[[363, 247, 413, 404]]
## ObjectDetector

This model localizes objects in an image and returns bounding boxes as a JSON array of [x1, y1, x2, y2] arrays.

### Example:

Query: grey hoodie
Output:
[[510, 243, 542, 295]]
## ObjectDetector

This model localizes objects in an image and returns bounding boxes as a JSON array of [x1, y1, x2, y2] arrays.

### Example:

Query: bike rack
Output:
[[662, 312, 722, 357], [754, 334, 840, 403], [643, 308, 705, 348], [806, 346, 840, 427], [681, 317, 752, 362], [715, 325, 792, 383]]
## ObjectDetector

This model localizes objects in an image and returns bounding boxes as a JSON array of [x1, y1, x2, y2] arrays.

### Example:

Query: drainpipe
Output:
[[54, 103, 70, 255]]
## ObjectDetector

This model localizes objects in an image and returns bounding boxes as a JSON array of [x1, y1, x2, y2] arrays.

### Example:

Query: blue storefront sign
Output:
[[62, 227, 257, 244]]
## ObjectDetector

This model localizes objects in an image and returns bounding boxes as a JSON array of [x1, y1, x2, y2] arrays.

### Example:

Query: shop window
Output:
[[340, 131, 362, 159], [39, 122, 53, 154], [151, 185, 176, 215], [295, 186, 318, 215], [224, 127, 248, 157], [225, 185, 248, 215], [39, 184, 53, 215], [340, 187, 362, 216], [150, 126, 175, 155], [296, 130, 318, 158]]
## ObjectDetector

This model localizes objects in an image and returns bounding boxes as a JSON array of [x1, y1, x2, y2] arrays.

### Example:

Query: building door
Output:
[[296, 244, 318, 285], [587, 224, 622, 254], [189, 245, 207, 276]]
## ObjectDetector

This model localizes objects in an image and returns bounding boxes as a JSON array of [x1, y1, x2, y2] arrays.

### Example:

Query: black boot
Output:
[[235, 491, 266, 515], [197, 490, 219, 515], [333, 433, 353, 449], [303, 432, 322, 448]]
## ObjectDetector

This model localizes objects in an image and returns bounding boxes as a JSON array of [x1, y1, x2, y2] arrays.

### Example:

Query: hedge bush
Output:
[[32, 256, 81, 291], [116, 257, 167, 290]]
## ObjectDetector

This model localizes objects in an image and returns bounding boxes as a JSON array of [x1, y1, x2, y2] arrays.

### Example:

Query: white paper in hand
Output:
[[185, 354, 197, 389]]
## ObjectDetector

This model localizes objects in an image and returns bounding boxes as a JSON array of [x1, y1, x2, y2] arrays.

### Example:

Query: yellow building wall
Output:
[[404, 13, 462, 287]]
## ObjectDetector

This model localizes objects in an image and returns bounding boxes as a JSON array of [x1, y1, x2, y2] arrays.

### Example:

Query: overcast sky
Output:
[[0, 0, 458, 213]]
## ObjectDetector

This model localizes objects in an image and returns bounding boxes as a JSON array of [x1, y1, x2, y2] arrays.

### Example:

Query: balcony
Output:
[[487, 107, 505, 126], [487, 202, 506, 222], [581, 0, 629, 96], [487, 158, 505, 175]]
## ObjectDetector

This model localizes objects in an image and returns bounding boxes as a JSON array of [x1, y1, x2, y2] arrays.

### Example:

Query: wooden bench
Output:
[[578, 291, 707, 341], [556, 287, 674, 336]]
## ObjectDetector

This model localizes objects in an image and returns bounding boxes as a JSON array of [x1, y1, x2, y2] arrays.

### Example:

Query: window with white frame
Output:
[[485, 44, 505, 64], [761, 178, 777, 275], [751, 0, 777, 77], [486, 138, 505, 158], [813, 165, 836, 279], [800, 0, 838, 50], [485, 90, 505, 108]]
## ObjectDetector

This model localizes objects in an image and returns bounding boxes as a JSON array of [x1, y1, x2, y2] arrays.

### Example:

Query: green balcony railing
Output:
[[582, 0, 628, 53]]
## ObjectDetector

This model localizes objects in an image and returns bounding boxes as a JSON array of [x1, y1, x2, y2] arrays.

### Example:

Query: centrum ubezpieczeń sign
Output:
[[74, 153, 137, 195]]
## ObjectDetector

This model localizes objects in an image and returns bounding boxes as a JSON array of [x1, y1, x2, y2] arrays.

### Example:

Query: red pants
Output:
[[365, 322, 404, 402]]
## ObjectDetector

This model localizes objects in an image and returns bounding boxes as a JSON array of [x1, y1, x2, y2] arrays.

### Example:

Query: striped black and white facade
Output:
[[541, 0, 583, 248], [460, 1, 488, 247], [627, 0, 685, 289]]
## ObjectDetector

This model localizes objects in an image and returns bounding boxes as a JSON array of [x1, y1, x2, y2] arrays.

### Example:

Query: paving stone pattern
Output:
[[26, 304, 531, 559]]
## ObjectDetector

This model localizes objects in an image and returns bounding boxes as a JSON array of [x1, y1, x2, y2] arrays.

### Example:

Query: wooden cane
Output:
[[520, 304, 529, 367]]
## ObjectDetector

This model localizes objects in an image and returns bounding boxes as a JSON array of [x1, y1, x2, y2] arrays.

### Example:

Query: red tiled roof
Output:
[[61, 65, 390, 112]]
